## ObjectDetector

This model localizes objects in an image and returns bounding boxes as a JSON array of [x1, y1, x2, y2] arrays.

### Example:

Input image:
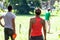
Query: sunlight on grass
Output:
[[0, 10, 60, 40]]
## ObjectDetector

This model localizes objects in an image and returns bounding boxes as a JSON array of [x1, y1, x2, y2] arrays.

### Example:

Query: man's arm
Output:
[[42, 20, 46, 40], [0, 16, 4, 27], [12, 18, 16, 33]]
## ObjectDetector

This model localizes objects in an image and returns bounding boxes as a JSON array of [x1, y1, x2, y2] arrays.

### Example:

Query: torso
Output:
[[45, 12, 50, 20], [31, 17, 43, 36], [2, 12, 16, 29]]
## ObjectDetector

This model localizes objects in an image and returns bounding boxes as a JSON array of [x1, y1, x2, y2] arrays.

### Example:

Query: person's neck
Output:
[[36, 15, 40, 18], [8, 11, 12, 12]]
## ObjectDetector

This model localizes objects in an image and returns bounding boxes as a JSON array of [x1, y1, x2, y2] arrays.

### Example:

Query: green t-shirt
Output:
[[45, 11, 50, 20]]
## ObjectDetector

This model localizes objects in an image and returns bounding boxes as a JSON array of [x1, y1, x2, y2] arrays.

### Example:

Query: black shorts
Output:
[[4, 28, 14, 40], [30, 35, 43, 40]]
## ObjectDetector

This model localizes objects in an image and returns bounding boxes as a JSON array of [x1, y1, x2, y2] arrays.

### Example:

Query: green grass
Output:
[[0, 15, 60, 40], [0, 10, 60, 40]]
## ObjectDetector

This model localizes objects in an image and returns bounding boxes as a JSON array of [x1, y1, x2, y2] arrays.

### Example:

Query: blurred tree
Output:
[[27, 0, 41, 13], [42, 0, 47, 1], [50, 0, 56, 9], [5, 0, 9, 7], [0, 0, 3, 1], [6, 0, 44, 15], [8, 0, 32, 15], [9, 0, 39, 15], [27, 0, 41, 7]]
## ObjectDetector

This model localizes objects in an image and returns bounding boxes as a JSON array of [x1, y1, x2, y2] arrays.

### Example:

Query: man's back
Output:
[[45, 11, 50, 20], [2, 12, 16, 29]]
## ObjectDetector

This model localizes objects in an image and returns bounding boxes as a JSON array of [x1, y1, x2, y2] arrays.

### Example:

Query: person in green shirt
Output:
[[45, 9, 51, 33]]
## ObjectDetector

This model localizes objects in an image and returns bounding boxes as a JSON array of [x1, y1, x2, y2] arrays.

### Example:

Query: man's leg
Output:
[[11, 36, 15, 40], [47, 20, 50, 33], [8, 29, 15, 40], [5, 34, 9, 40], [4, 28, 9, 40], [45, 20, 49, 33]]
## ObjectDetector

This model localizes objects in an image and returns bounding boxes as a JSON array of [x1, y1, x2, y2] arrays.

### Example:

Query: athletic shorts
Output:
[[30, 35, 43, 40], [4, 28, 14, 40]]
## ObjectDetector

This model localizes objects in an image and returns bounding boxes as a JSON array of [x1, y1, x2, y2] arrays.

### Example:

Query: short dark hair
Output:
[[8, 5, 12, 11], [48, 9, 50, 11], [35, 8, 41, 15]]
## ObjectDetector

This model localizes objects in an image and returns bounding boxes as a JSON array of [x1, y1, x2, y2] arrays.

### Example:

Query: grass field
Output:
[[0, 11, 60, 40]]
